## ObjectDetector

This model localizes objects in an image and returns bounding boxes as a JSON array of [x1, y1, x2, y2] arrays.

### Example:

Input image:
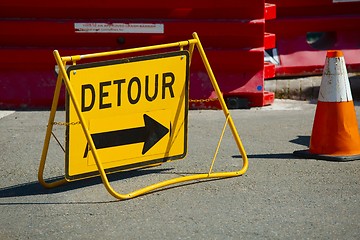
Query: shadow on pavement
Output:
[[0, 168, 172, 199], [232, 136, 311, 160], [289, 135, 310, 147]]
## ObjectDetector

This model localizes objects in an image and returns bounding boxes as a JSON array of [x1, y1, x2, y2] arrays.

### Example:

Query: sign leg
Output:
[[38, 71, 68, 188]]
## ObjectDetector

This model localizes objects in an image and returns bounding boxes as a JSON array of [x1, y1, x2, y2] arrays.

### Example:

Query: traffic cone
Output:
[[294, 50, 360, 161]]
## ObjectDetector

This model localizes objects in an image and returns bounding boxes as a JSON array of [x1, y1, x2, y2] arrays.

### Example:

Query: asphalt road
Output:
[[1, 100, 359, 239]]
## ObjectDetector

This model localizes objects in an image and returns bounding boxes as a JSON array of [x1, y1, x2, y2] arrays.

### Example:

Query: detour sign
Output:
[[65, 51, 189, 180]]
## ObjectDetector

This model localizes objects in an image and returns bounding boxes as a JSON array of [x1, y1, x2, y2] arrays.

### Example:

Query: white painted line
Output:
[[0, 111, 15, 119], [259, 100, 306, 111]]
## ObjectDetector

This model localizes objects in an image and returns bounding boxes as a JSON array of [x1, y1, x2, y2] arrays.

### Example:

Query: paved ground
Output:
[[1, 100, 359, 239]]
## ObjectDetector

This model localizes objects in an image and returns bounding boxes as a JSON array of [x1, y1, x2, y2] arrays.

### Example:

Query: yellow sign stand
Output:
[[38, 32, 248, 200]]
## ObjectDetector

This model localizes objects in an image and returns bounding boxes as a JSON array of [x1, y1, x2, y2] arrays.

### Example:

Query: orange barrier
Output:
[[294, 50, 360, 161]]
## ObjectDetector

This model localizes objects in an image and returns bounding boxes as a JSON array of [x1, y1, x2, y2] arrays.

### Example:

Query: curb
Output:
[[265, 73, 360, 101]]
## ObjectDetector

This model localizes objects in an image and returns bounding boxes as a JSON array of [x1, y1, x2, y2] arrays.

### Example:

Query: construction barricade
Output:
[[0, 0, 274, 109], [38, 33, 249, 200]]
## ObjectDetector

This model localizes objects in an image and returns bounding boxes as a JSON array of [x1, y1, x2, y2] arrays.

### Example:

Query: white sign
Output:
[[75, 23, 164, 34]]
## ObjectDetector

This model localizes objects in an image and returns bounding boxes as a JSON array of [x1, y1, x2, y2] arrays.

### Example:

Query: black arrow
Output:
[[83, 114, 169, 158]]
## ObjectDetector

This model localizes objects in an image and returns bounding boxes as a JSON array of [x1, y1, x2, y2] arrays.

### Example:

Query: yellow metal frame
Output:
[[38, 32, 248, 200]]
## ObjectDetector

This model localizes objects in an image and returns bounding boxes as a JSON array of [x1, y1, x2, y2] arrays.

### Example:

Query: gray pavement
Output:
[[1, 100, 360, 239]]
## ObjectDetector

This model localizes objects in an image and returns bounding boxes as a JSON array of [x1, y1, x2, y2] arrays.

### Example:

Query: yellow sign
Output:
[[65, 51, 189, 180], [39, 33, 248, 200]]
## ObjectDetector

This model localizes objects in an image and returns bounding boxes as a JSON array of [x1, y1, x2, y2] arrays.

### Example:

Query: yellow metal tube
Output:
[[53, 50, 128, 199], [188, 43, 195, 66], [118, 171, 248, 200], [38, 67, 68, 188], [192, 32, 248, 172], [61, 39, 198, 62]]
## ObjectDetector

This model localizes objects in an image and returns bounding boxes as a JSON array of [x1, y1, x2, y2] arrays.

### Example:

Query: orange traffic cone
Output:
[[294, 50, 360, 161]]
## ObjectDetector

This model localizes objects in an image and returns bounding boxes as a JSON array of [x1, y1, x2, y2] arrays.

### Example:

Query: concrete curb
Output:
[[265, 73, 360, 101]]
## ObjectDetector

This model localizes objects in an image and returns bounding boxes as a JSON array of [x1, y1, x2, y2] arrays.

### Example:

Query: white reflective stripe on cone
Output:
[[318, 56, 352, 102]]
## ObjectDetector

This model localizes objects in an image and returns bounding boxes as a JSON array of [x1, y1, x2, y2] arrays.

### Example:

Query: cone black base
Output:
[[293, 150, 360, 162]]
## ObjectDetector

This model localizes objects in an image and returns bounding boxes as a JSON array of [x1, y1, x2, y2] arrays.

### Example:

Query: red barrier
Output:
[[0, 1, 274, 109], [0, 1, 265, 19], [0, 21, 265, 49], [266, 0, 360, 77]]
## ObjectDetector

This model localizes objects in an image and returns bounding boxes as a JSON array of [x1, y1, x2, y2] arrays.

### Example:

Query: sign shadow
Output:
[[232, 135, 311, 160], [0, 168, 172, 199]]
